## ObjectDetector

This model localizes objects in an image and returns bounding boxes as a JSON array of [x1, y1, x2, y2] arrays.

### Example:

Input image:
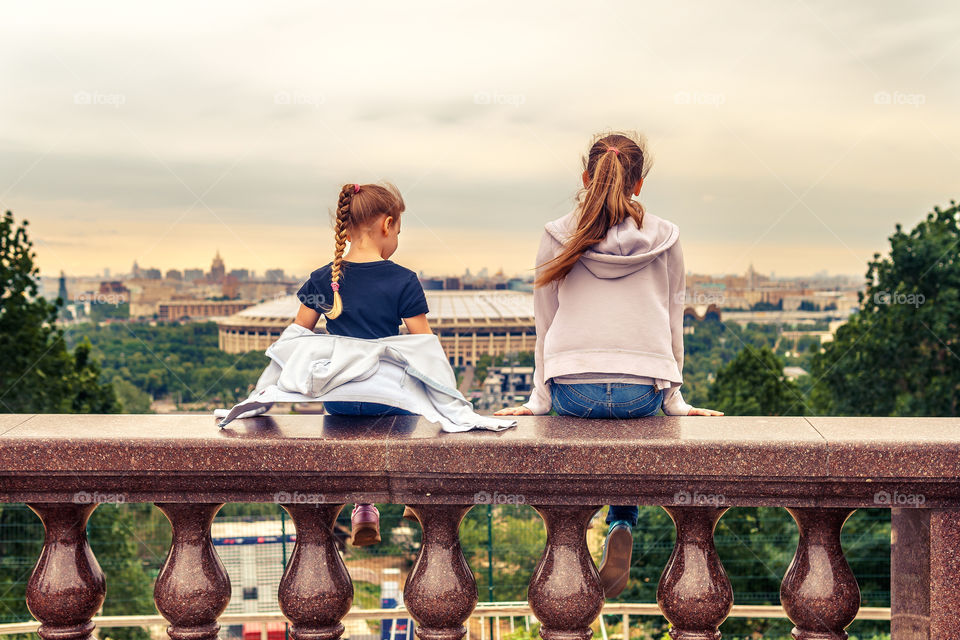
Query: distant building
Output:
[[157, 300, 255, 322], [95, 281, 130, 305], [784, 366, 809, 381], [209, 250, 226, 283], [222, 274, 240, 299], [422, 278, 445, 290], [264, 269, 286, 282], [229, 268, 250, 281], [165, 269, 183, 281], [183, 268, 204, 282], [479, 365, 534, 411], [144, 268, 162, 280], [444, 277, 462, 290], [57, 271, 70, 320]]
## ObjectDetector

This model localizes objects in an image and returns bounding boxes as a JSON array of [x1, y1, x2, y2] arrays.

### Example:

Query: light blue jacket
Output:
[[215, 323, 516, 432]]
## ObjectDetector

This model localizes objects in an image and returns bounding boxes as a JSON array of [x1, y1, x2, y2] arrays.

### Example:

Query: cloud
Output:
[[1, 0, 958, 278]]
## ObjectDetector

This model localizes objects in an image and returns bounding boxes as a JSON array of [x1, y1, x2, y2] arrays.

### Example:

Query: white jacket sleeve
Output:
[[522, 232, 560, 415], [661, 241, 694, 416]]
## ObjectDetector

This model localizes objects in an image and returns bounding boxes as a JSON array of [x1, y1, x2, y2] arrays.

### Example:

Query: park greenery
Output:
[[2, 200, 958, 639]]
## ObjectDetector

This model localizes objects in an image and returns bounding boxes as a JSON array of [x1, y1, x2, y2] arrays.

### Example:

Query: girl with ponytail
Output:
[[294, 181, 431, 547], [495, 132, 723, 598]]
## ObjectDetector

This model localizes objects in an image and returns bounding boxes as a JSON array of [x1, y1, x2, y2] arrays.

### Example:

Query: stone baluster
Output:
[[278, 504, 353, 640], [780, 508, 860, 640], [26, 503, 106, 640], [403, 505, 478, 640], [657, 506, 733, 640], [527, 505, 604, 640], [154, 503, 231, 640]]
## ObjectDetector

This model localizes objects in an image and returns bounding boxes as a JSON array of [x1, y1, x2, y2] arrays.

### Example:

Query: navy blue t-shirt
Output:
[[296, 259, 429, 339]]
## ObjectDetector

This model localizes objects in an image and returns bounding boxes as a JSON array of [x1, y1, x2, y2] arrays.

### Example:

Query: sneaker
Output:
[[351, 504, 381, 546], [598, 521, 633, 598]]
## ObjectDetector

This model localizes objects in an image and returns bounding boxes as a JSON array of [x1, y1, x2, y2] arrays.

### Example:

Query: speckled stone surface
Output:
[[25, 503, 105, 640], [6, 414, 960, 638], [154, 503, 231, 640], [891, 509, 930, 639], [3, 415, 960, 508], [889, 508, 960, 638], [402, 505, 477, 640], [527, 505, 603, 640], [806, 417, 960, 478], [278, 504, 353, 640], [930, 510, 960, 637], [656, 507, 732, 639], [386, 416, 825, 476], [780, 508, 860, 639]]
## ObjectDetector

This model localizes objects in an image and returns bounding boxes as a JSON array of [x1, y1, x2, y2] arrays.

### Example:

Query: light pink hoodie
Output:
[[522, 207, 693, 416]]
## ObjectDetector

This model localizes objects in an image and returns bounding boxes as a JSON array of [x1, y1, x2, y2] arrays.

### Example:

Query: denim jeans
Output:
[[323, 401, 416, 416], [551, 382, 663, 527]]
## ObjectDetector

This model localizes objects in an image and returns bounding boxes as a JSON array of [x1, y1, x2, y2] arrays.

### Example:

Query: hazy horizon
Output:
[[2, 1, 958, 281]]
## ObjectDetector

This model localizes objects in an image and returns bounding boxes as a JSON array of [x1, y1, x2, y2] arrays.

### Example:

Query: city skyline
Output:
[[3, 2, 958, 279], [43, 249, 864, 284]]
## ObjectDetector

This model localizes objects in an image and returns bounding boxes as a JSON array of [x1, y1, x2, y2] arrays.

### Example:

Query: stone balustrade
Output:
[[1, 413, 958, 640]]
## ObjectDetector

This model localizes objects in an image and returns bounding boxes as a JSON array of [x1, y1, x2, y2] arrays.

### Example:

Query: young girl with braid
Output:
[[294, 182, 430, 546]]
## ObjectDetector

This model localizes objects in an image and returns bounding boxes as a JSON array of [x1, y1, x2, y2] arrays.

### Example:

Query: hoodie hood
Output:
[[544, 208, 680, 278]]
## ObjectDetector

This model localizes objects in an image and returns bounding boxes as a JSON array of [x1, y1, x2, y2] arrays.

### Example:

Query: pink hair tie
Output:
[[607, 147, 620, 155], [331, 282, 340, 292], [353, 183, 360, 193]]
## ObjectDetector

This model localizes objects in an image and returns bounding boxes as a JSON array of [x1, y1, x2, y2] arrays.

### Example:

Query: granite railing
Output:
[[1, 413, 958, 640]]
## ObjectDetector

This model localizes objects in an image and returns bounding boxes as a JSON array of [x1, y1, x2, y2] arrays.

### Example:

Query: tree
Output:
[[811, 201, 960, 416], [0, 210, 119, 413], [0, 211, 152, 636], [707, 344, 805, 416]]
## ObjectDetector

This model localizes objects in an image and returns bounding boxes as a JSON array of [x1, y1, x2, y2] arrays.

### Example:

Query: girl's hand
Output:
[[687, 407, 724, 416], [494, 406, 533, 416]]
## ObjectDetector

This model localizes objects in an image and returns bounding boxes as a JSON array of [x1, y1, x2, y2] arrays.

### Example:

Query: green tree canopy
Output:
[[0, 211, 118, 413], [706, 344, 804, 416], [810, 201, 960, 416]]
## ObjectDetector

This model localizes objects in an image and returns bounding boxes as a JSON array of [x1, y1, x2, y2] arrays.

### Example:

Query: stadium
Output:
[[217, 290, 721, 363], [217, 290, 537, 365]]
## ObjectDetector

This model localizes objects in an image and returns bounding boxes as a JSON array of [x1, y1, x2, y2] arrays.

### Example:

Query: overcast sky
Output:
[[1, 0, 958, 279]]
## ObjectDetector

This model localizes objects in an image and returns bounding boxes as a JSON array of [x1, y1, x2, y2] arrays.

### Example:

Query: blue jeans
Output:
[[323, 401, 416, 416], [551, 382, 663, 527]]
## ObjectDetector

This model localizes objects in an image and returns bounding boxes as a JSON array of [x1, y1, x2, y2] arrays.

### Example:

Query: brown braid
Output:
[[325, 184, 354, 319]]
